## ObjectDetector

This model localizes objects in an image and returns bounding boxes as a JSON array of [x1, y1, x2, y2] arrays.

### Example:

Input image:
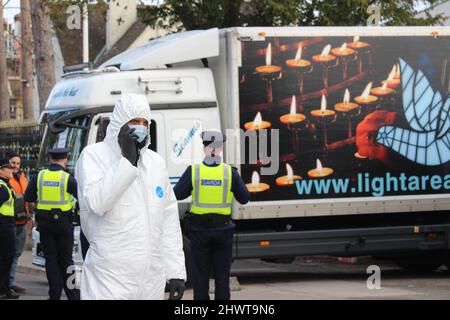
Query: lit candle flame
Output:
[[343, 88, 350, 104], [361, 82, 373, 99], [321, 94, 327, 111], [253, 112, 263, 128], [316, 159, 323, 173], [339, 42, 347, 52], [286, 163, 293, 180], [265, 43, 272, 66], [290, 95, 297, 115], [295, 45, 302, 61], [387, 65, 396, 81], [381, 81, 388, 91], [251, 171, 260, 186], [321, 44, 331, 57], [353, 36, 360, 42]]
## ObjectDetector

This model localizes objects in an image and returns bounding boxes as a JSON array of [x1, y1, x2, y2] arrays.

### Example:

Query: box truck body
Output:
[[34, 27, 450, 269]]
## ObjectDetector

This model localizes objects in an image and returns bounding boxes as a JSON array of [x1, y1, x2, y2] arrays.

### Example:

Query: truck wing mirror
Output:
[[48, 118, 88, 133]]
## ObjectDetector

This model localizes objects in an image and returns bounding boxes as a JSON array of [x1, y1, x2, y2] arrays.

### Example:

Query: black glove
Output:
[[118, 124, 139, 166], [137, 138, 147, 150], [168, 279, 185, 300]]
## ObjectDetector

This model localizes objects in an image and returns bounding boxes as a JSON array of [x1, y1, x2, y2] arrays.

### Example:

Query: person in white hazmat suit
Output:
[[75, 93, 186, 300]]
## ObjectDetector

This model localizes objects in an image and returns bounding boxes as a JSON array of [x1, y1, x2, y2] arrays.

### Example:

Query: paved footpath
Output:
[[15, 250, 450, 300]]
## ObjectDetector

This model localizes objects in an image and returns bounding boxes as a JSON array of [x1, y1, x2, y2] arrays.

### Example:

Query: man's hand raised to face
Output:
[[118, 124, 139, 166]]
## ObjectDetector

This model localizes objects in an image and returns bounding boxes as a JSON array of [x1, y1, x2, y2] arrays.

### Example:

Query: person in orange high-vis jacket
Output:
[[7, 152, 29, 294]]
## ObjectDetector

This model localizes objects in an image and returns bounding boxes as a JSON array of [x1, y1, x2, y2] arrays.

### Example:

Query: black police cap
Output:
[[201, 131, 226, 147], [48, 148, 70, 160], [0, 160, 12, 170]]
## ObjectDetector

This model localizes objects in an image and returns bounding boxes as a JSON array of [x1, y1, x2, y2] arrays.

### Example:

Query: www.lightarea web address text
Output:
[[295, 172, 450, 197]]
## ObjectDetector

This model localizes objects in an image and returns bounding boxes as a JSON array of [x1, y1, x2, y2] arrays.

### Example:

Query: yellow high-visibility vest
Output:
[[190, 163, 233, 215], [36, 169, 72, 212], [0, 180, 15, 217]]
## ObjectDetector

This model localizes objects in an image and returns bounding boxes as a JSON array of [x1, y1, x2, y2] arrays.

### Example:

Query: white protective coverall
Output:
[[75, 93, 186, 300]]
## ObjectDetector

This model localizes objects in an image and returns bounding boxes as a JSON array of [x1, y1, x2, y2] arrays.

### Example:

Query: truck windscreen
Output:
[[37, 112, 90, 174]]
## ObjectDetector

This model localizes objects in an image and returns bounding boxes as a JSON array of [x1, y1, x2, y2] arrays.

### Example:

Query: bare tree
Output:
[[21, 0, 34, 121], [30, 0, 55, 113], [0, 3, 10, 121]]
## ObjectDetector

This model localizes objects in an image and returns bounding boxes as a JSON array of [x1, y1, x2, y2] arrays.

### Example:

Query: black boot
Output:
[[6, 288, 20, 299]]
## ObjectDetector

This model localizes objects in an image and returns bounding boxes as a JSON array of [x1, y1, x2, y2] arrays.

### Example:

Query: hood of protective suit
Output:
[[75, 93, 186, 300], [105, 93, 152, 151]]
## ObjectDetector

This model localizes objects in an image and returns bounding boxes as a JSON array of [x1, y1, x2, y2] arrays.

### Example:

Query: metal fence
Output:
[[0, 125, 45, 178]]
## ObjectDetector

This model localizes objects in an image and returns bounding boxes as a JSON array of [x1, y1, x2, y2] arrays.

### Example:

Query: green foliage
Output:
[[137, 0, 447, 30], [40, 0, 447, 29], [42, 0, 108, 65], [42, 0, 109, 19]]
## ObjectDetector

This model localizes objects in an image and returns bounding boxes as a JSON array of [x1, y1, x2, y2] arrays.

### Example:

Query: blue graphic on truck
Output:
[[377, 59, 450, 166]]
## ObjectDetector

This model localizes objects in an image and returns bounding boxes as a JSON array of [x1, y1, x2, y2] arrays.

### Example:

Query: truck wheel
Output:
[[183, 235, 192, 288]]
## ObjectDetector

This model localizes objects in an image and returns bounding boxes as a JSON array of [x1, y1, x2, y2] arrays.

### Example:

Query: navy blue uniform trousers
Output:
[[37, 215, 80, 300], [0, 221, 15, 295], [190, 226, 235, 300]]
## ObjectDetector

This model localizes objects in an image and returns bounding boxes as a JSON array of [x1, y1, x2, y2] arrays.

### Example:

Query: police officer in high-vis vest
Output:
[[24, 148, 80, 300], [174, 131, 250, 300], [0, 161, 19, 299]]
